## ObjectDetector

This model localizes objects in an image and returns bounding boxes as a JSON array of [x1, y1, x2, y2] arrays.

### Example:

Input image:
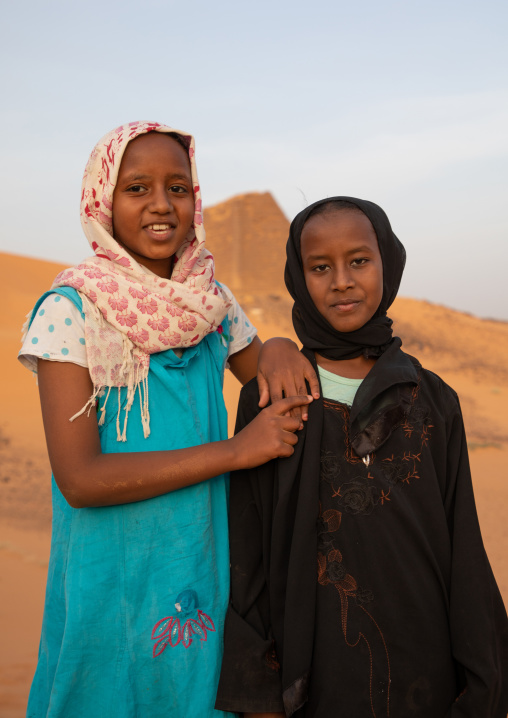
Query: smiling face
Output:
[[112, 132, 195, 278], [300, 209, 383, 333]]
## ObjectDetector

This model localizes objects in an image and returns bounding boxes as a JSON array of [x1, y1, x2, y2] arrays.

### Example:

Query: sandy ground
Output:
[[1, 252, 507, 716]]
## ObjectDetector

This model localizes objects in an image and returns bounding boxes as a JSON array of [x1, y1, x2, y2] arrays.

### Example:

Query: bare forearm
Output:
[[37, 360, 310, 509], [61, 437, 239, 508], [228, 335, 262, 385]]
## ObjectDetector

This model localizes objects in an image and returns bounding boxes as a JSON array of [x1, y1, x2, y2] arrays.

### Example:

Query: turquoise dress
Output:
[[26, 287, 236, 718]]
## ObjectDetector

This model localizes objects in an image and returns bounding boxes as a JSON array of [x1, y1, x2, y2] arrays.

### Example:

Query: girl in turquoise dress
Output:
[[18, 121, 316, 718]]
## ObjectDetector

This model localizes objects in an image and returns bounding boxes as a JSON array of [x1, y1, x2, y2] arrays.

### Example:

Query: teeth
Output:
[[148, 224, 170, 230]]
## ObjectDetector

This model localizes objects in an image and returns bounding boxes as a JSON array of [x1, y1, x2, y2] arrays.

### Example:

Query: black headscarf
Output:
[[275, 198, 418, 715], [218, 198, 508, 715], [285, 196, 406, 360]]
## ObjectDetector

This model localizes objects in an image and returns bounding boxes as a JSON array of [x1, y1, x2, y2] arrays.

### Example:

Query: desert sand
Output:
[[1, 193, 507, 716]]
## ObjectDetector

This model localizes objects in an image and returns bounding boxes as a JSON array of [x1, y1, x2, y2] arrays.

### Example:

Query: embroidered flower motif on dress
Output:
[[151, 589, 216, 656], [22, 121, 231, 441], [316, 389, 435, 715], [317, 472, 389, 715]]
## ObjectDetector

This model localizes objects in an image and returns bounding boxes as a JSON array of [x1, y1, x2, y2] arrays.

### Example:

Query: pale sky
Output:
[[1, 0, 507, 319]]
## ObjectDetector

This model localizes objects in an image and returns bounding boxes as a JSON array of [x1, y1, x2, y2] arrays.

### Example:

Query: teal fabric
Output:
[[26, 288, 236, 718]]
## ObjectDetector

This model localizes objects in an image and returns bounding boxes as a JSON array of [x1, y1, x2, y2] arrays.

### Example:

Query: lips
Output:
[[330, 299, 361, 312], [144, 223, 177, 241], [146, 223, 175, 231]]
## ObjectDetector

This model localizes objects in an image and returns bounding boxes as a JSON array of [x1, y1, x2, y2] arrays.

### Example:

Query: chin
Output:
[[332, 322, 364, 333]]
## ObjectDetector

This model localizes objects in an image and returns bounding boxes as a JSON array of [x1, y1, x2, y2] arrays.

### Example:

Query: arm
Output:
[[445, 400, 508, 716], [257, 337, 320, 410], [228, 336, 320, 424], [37, 358, 311, 509], [228, 335, 263, 385]]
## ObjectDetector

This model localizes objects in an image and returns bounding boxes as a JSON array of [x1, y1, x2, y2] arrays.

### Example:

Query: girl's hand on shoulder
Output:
[[231, 395, 312, 469], [257, 337, 320, 424]]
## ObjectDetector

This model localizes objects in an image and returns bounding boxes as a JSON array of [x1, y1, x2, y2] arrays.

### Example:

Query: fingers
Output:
[[257, 374, 270, 408], [271, 395, 313, 416], [305, 367, 321, 400], [261, 367, 296, 406], [276, 378, 303, 423], [279, 415, 302, 435], [282, 429, 299, 446], [278, 443, 295, 458], [275, 430, 298, 459]]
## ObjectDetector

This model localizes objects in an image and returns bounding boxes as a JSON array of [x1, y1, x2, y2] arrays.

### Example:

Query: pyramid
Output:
[[203, 192, 290, 294]]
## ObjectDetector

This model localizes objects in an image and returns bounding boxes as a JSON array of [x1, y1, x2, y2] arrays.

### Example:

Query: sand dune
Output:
[[1, 193, 507, 715]]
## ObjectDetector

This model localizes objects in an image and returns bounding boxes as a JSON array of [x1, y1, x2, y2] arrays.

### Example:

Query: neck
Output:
[[315, 352, 376, 379]]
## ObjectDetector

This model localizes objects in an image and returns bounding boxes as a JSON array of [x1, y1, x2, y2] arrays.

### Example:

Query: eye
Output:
[[351, 257, 369, 267], [312, 264, 329, 273], [169, 184, 189, 194], [126, 184, 146, 194]]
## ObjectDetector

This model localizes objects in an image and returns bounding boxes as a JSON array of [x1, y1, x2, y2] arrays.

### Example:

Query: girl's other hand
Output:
[[257, 338, 320, 424], [37, 359, 307, 507], [232, 395, 312, 469]]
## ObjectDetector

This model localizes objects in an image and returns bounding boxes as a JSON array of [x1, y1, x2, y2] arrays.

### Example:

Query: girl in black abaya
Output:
[[216, 197, 508, 718]]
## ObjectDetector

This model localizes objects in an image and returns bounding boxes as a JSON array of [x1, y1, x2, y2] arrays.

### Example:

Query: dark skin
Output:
[[37, 132, 318, 509], [111, 132, 319, 420], [244, 211, 384, 718], [38, 359, 311, 508], [301, 209, 383, 380]]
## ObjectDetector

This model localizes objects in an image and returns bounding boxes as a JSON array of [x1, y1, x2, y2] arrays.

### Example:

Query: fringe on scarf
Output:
[[62, 294, 151, 442]]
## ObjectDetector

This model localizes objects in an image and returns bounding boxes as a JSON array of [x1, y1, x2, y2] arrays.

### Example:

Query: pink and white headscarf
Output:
[[39, 121, 230, 439]]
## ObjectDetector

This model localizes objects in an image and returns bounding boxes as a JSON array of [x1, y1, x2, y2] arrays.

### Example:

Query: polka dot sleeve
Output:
[[18, 294, 87, 373], [19, 286, 256, 373], [220, 284, 257, 358]]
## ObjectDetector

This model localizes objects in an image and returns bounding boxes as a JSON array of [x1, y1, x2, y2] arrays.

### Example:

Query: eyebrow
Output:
[[305, 245, 376, 261], [121, 172, 191, 182], [346, 245, 377, 254]]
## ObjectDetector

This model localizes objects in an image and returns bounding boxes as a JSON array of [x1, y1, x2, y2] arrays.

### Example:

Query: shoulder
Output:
[[215, 280, 233, 300], [216, 282, 244, 322], [403, 351, 461, 416], [28, 288, 85, 326], [215, 281, 257, 356], [19, 291, 87, 372], [29, 291, 85, 331]]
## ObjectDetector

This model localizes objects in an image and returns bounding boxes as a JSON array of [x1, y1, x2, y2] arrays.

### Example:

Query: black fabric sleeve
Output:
[[215, 380, 284, 714], [444, 398, 508, 717]]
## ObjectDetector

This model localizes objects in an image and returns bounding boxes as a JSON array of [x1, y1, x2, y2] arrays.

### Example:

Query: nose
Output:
[[331, 264, 355, 291], [149, 186, 173, 214]]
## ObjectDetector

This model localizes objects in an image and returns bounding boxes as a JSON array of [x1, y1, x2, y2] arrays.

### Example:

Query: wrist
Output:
[[224, 435, 243, 472]]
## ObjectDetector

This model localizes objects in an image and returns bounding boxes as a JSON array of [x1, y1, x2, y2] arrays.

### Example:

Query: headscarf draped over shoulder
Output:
[[24, 121, 230, 440], [273, 198, 417, 715], [285, 196, 406, 359]]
